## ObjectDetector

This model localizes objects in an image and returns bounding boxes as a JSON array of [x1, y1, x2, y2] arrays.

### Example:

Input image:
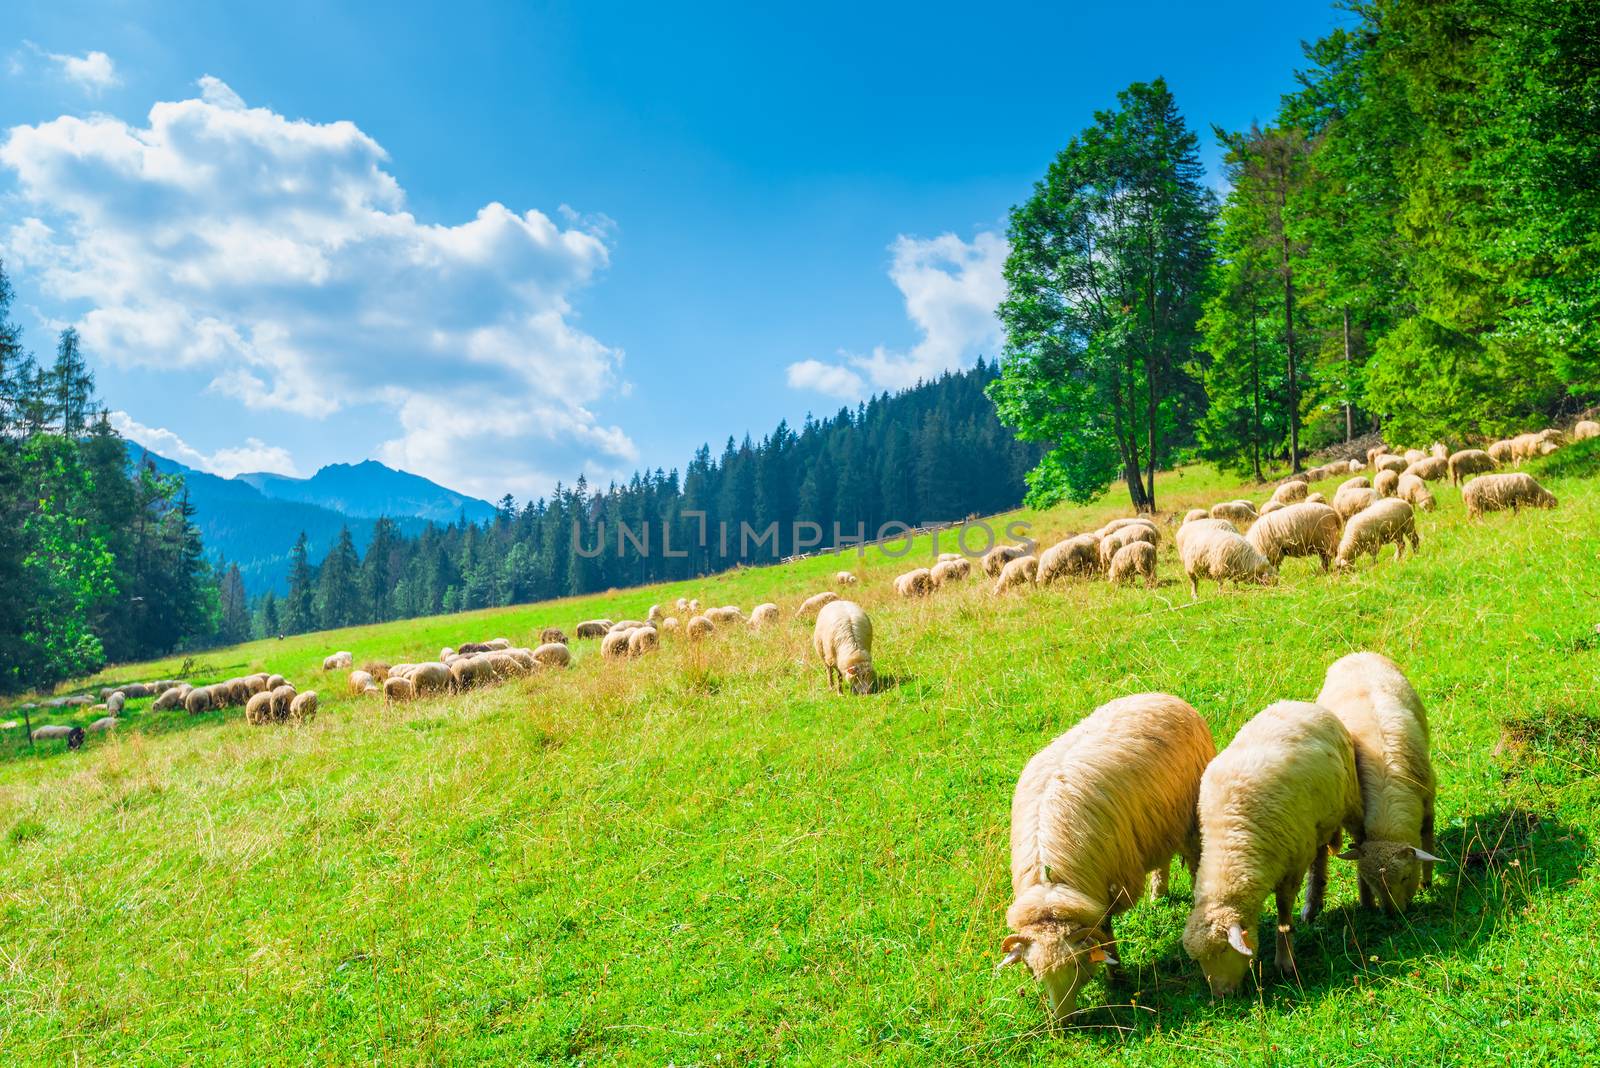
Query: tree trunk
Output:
[[1281, 205, 1300, 473], [1342, 306, 1353, 442], [1251, 303, 1263, 482]]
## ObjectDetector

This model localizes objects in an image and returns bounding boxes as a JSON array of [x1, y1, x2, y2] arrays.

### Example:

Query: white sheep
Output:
[[795, 591, 840, 620], [1243, 502, 1342, 572], [706, 606, 744, 624], [1339, 475, 1371, 491], [1372, 469, 1399, 498], [1178, 526, 1276, 599], [1305, 492, 1327, 505], [1106, 541, 1156, 587], [982, 544, 1027, 577], [1447, 449, 1497, 485], [930, 557, 972, 587], [686, 615, 714, 639], [289, 691, 318, 723], [1403, 448, 1427, 466], [322, 651, 353, 671], [1573, 419, 1599, 442], [835, 571, 859, 585], [992, 555, 1038, 594], [1209, 500, 1258, 528], [1182, 700, 1364, 996], [895, 568, 935, 598], [1181, 508, 1210, 526], [1037, 534, 1100, 585], [1332, 484, 1379, 521], [1316, 652, 1440, 913], [601, 628, 635, 658], [1373, 454, 1408, 474], [1001, 694, 1214, 1021], [575, 620, 613, 639], [1403, 456, 1448, 482], [1486, 439, 1515, 464], [1097, 517, 1159, 543], [1430, 441, 1449, 459], [1335, 498, 1419, 567], [628, 627, 659, 656], [533, 642, 572, 669], [812, 599, 875, 695], [1269, 481, 1308, 506], [1462, 472, 1558, 519], [648, 604, 665, 624], [748, 603, 780, 628], [1258, 499, 1285, 516], [1396, 472, 1436, 512], [348, 669, 375, 695]]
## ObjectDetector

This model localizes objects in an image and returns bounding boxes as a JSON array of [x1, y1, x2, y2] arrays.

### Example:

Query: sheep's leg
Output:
[[1393, 536, 1404, 561], [1181, 827, 1203, 882], [1302, 832, 1335, 923], [1409, 530, 1421, 552], [1148, 857, 1172, 900], [1358, 872, 1375, 910], [1422, 798, 1436, 889], [1274, 882, 1299, 979], [1188, 574, 1199, 600]]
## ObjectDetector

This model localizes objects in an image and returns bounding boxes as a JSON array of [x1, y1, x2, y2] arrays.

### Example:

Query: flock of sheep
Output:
[[332, 639, 573, 703], [1001, 651, 1436, 1019]]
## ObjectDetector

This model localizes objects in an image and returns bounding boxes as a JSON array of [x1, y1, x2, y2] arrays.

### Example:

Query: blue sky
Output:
[[1, 0, 1346, 502]]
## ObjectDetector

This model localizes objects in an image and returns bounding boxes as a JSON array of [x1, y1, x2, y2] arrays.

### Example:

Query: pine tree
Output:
[[316, 526, 362, 629], [218, 562, 251, 644], [283, 532, 317, 634]]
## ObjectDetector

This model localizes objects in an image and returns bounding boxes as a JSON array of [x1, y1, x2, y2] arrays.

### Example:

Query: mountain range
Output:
[[131, 449, 499, 594]]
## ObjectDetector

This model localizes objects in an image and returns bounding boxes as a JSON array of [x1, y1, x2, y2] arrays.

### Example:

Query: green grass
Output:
[[2, 461, 1597, 1065]]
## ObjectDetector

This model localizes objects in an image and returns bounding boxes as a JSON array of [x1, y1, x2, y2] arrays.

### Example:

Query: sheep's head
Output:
[[997, 922, 1116, 1022], [1338, 841, 1441, 913], [1253, 560, 1280, 586], [843, 656, 875, 696], [1182, 912, 1255, 997]]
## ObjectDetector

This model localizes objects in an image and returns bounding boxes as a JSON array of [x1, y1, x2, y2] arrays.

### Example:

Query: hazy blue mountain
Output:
[[131, 450, 478, 593], [235, 460, 498, 525]]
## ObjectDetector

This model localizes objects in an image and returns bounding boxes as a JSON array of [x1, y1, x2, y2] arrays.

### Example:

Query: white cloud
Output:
[[787, 230, 1007, 399], [110, 411, 301, 478], [36, 46, 121, 93], [1, 77, 636, 501]]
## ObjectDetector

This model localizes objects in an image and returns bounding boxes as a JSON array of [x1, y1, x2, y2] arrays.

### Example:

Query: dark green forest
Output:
[[992, 0, 1599, 507]]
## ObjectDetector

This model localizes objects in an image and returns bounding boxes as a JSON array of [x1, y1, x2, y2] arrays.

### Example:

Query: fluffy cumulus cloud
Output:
[[27, 45, 121, 93], [110, 411, 300, 479], [788, 231, 1007, 400], [0, 77, 636, 500]]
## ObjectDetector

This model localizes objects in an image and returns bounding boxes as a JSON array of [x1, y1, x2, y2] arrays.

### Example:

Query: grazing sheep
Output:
[[507, 648, 538, 673], [411, 663, 452, 696], [1403, 448, 1427, 466], [349, 669, 375, 695], [184, 688, 213, 715], [1448, 449, 1497, 485], [707, 606, 744, 624], [1373, 469, 1399, 498], [835, 570, 859, 585], [1336, 498, 1419, 567], [601, 629, 636, 658], [1332, 484, 1379, 521], [484, 638, 512, 652], [675, 597, 690, 612], [1373, 454, 1408, 474], [608, 620, 646, 633], [1462, 472, 1558, 519], [1244, 502, 1342, 572], [647, 604, 664, 624], [1107, 541, 1157, 587], [383, 676, 415, 703], [1270, 481, 1309, 506], [1209, 500, 1258, 528], [575, 620, 613, 639], [628, 627, 659, 656], [540, 627, 568, 646], [1305, 492, 1327, 505], [262, 685, 293, 721], [1097, 517, 1159, 543], [1179, 527, 1276, 599], [1430, 441, 1449, 459], [930, 557, 972, 587], [937, 551, 965, 562], [662, 617, 680, 632], [992, 555, 1039, 594], [152, 685, 190, 712], [288, 691, 318, 723], [1037, 534, 1101, 585], [86, 716, 118, 734], [811, 600, 875, 695], [532, 642, 571, 669], [1486, 439, 1515, 464], [689, 599, 701, 614], [1183, 701, 1364, 996], [363, 661, 391, 681], [1573, 419, 1600, 442], [1339, 475, 1371, 492], [1096, 527, 1138, 570], [1002, 694, 1214, 1021], [486, 651, 525, 679], [1181, 508, 1210, 526], [1403, 456, 1448, 482], [895, 568, 935, 598], [982, 544, 1027, 577], [450, 656, 493, 692], [795, 591, 840, 620], [267, 674, 287, 691], [323, 651, 353, 671], [1366, 445, 1388, 466], [749, 603, 780, 628], [686, 615, 714, 639], [1396, 473, 1436, 512], [31, 724, 85, 748], [224, 678, 251, 707], [106, 691, 126, 715], [1316, 653, 1439, 913], [440, 647, 455, 662], [1258, 500, 1285, 516]]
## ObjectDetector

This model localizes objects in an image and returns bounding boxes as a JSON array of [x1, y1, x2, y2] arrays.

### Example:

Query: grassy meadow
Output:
[[2, 452, 1598, 1065]]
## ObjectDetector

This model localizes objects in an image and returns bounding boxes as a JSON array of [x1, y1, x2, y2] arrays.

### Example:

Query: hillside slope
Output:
[[2, 459, 1597, 1064]]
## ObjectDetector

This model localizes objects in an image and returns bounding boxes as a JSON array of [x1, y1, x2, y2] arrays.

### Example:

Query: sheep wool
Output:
[[895, 568, 935, 598], [348, 670, 375, 695], [1209, 500, 1258, 528], [1316, 653, 1438, 913], [812, 599, 875, 696], [930, 557, 972, 587], [1373, 454, 1408, 474], [1462, 472, 1558, 519], [1003, 694, 1214, 1021], [244, 691, 274, 726], [982, 544, 1026, 578], [1269, 480, 1308, 506], [1332, 484, 1379, 521], [533, 642, 572, 669], [1573, 420, 1600, 442], [686, 615, 714, 639], [748, 603, 780, 628], [1486, 439, 1516, 464], [992, 555, 1038, 595], [1244, 502, 1342, 572], [289, 691, 319, 723], [1181, 508, 1210, 526], [601, 629, 635, 658], [1182, 700, 1364, 996], [1403, 448, 1427, 466], [1372, 469, 1399, 498], [1335, 498, 1419, 567], [411, 663, 451, 696], [1396, 473, 1436, 512], [1106, 541, 1157, 587], [1430, 441, 1449, 459], [1305, 492, 1327, 505], [706, 606, 743, 624], [540, 627, 568, 646], [323, 651, 353, 671], [1339, 475, 1372, 492], [383, 676, 415, 703], [1037, 534, 1100, 585], [1178, 526, 1276, 599], [795, 591, 840, 620], [835, 570, 859, 585], [1097, 517, 1160, 544], [628, 627, 659, 657], [575, 620, 613, 639]]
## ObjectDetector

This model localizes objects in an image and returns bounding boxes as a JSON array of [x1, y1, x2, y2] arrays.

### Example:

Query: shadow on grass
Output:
[[1051, 806, 1587, 1045]]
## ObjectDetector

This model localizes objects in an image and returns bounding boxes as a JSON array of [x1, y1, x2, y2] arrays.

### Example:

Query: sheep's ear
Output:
[[997, 934, 1030, 971], [1413, 848, 1444, 863], [1336, 848, 1362, 861], [1227, 924, 1254, 958]]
